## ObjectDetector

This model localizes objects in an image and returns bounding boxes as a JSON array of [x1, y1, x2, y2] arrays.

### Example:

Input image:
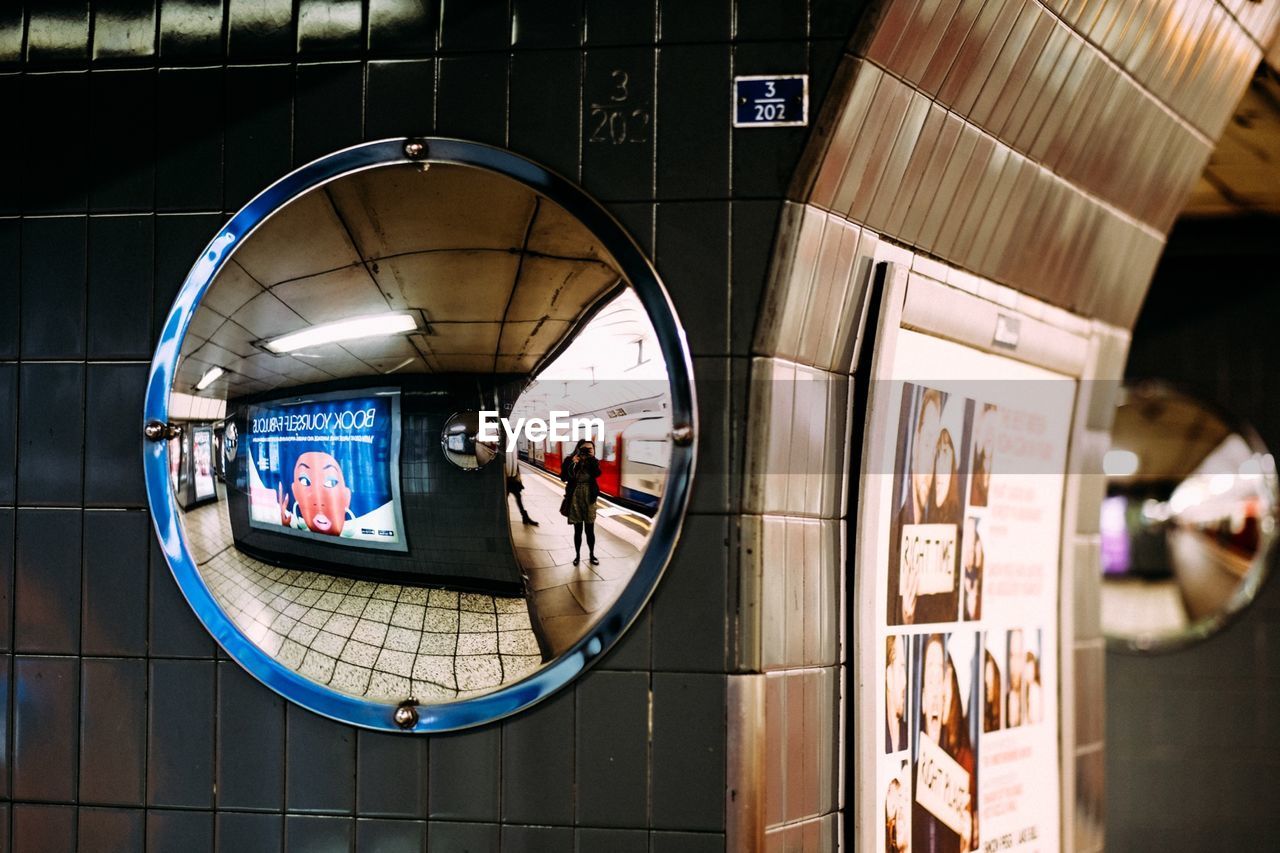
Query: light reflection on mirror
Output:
[[1101, 382, 1277, 651], [166, 162, 674, 704]]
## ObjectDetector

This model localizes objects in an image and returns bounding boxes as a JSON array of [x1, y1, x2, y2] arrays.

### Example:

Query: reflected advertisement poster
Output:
[[246, 388, 406, 552], [193, 426, 216, 500]]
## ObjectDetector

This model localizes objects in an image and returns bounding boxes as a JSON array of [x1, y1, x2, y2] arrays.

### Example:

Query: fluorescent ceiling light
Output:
[[265, 313, 418, 354], [195, 366, 224, 390], [1102, 449, 1139, 477]]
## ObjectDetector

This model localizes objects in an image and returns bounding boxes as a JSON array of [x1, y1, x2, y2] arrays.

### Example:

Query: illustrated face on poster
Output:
[[193, 428, 216, 500], [871, 329, 1074, 853], [246, 390, 406, 551]]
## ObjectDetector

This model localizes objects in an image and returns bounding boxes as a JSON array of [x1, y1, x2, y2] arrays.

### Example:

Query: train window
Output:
[[1101, 381, 1277, 652], [142, 139, 695, 731]]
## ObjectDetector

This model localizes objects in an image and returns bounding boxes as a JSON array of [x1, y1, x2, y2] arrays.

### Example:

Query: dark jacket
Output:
[[561, 454, 601, 504]]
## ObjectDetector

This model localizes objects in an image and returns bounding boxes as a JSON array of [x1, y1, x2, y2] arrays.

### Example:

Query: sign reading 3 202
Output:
[[733, 75, 808, 127]]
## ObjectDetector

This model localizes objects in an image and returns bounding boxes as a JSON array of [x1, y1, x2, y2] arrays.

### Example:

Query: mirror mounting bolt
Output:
[[143, 420, 179, 442], [393, 701, 419, 730]]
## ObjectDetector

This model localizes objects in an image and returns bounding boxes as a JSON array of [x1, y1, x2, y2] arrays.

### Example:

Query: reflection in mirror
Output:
[[168, 161, 674, 705], [441, 411, 498, 471], [1101, 382, 1277, 650]]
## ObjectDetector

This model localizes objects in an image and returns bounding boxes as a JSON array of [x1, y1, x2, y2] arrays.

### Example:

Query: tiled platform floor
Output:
[[181, 491, 542, 704], [509, 463, 645, 656]]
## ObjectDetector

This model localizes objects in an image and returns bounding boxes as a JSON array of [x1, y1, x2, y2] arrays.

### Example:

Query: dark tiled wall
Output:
[[0, 2, 861, 851], [1110, 216, 1280, 851]]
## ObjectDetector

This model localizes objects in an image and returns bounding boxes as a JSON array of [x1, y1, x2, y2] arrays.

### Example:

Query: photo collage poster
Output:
[[875, 330, 1074, 853]]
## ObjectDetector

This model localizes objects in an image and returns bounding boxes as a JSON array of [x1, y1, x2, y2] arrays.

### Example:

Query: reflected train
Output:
[[517, 396, 670, 515]]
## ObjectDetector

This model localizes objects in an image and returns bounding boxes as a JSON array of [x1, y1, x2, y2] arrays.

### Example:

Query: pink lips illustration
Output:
[[312, 513, 333, 532]]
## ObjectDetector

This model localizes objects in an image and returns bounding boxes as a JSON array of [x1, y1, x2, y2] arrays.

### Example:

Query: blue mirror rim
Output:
[[143, 138, 698, 732]]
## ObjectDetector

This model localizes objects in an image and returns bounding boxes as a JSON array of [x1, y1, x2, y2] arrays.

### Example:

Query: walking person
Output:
[[560, 439, 602, 565], [505, 450, 539, 526]]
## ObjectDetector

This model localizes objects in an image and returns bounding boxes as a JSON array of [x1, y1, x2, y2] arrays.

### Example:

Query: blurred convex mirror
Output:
[[143, 139, 695, 731], [1100, 381, 1277, 652]]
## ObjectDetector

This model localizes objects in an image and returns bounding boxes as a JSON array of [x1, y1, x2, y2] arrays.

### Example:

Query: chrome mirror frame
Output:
[[1105, 379, 1278, 655], [142, 138, 698, 731]]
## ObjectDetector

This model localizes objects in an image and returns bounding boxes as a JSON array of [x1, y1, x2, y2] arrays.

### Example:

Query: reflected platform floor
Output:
[[181, 492, 541, 704], [508, 462, 644, 656]]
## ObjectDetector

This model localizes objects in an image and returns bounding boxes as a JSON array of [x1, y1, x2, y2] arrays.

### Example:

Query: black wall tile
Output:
[[0, 656, 10, 797], [85, 363, 148, 507], [659, 0, 730, 43], [437, 54, 508, 148], [509, 50, 580, 180], [21, 217, 87, 359], [227, 0, 293, 60], [501, 824, 573, 852], [356, 730, 428, 818], [217, 662, 286, 810], [501, 687, 574, 824], [0, 6, 23, 65], [583, 48, 655, 202], [650, 673, 725, 830], [366, 60, 435, 140], [153, 213, 224, 347], [13, 804, 76, 853], [651, 515, 727, 672], [156, 68, 224, 211], [93, 1, 158, 62], [158, 0, 225, 61], [78, 807, 145, 853], [656, 202, 729, 356], [729, 199, 780, 354], [0, 75, 19, 213], [147, 810, 214, 853], [7, 433, 78, 547], [21, 72, 89, 212], [575, 671, 649, 827], [585, 0, 654, 46], [224, 64, 293, 212], [295, 62, 365, 166], [734, 0, 806, 41], [15, 508, 82, 653], [297, 0, 365, 57], [216, 812, 284, 853], [79, 658, 147, 806], [0, 369, 15, 504], [286, 705, 356, 814], [439, 1, 510, 51], [26, 2, 91, 64], [0, 220, 17, 356], [149, 536, 216, 657], [595, 603, 651, 671], [427, 726, 500, 821], [511, 0, 580, 48], [285, 815, 354, 852], [368, 0, 436, 55], [147, 659, 216, 808], [650, 831, 724, 853], [656, 45, 730, 200], [91, 71, 157, 211], [811, 0, 863, 39], [605, 201, 654, 256], [355, 819, 426, 853], [576, 827, 647, 853], [88, 215, 154, 358], [427, 821, 499, 853], [0, 512, 13, 652], [82, 510, 148, 656], [13, 656, 80, 802]]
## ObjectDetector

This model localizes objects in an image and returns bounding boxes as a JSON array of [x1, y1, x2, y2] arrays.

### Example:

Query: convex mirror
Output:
[[1100, 381, 1276, 651], [144, 139, 695, 731]]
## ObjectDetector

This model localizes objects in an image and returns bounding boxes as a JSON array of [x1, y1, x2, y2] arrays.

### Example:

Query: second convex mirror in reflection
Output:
[[166, 160, 675, 707]]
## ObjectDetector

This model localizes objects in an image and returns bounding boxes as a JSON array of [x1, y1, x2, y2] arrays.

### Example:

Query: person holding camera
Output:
[[560, 438, 602, 566]]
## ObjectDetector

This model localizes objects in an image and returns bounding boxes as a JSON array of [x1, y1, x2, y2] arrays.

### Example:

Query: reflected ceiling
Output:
[[1108, 388, 1233, 484], [176, 163, 622, 399]]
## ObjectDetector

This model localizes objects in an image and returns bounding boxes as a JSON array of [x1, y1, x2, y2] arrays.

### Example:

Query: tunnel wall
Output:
[[734, 0, 1279, 850], [0, 2, 864, 851], [1107, 217, 1280, 851]]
